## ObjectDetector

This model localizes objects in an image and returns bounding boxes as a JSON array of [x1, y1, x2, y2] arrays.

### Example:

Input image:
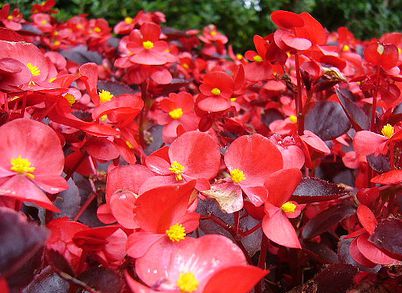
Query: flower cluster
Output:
[[0, 2, 401, 293]]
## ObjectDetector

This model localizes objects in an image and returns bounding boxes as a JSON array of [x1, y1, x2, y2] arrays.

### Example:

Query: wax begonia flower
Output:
[[0, 119, 68, 211], [133, 235, 249, 292], [244, 35, 273, 81], [126, 22, 176, 66], [223, 133, 283, 207], [47, 218, 88, 273], [154, 91, 199, 143], [97, 164, 154, 228], [262, 168, 303, 249], [127, 182, 199, 258], [0, 40, 55, 91], [143, 131, 220, 191], [197, 71, 234, 113], [347, 205, 398, 266], [73, 226, 128, 268]]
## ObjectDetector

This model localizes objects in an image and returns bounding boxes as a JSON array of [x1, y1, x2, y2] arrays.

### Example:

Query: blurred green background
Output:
[[4, 0, 402, 51]]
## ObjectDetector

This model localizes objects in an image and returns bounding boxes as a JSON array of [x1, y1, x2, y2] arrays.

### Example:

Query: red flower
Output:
[[127, 182, 199, 258], [144, 131, 221, 191], [131, 235, 249, 292], [97, 165, 154, 228], [223, 134, 283, 207], [0, 4, 24, 31], [197, 71, 234, 113], [126, 22, 176, 65], [0, 119, 67, 211], [244, 35, 273, 81], [154, 91, 199, 143], [262, 168, 303, 249], [0, 40, 55, 91], [348, 205, 398, 266]]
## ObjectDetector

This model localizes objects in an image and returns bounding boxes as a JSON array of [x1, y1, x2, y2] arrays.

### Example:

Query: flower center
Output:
[[64, 93, 76, 105], [253, 55, 263, 62], [210, 31, 217, 36], [342, 45, 350, 51], [27, 63, 41, 76], [10, 155, 35, 179], [143, 40, 154, 49], [99, 90, 113, 103], [124, 16, 133, 24], [236, 53, 243, 60], [230, 168, 246, 184], [169, 161, 185, 181], [381, 123, 394, 138], [166, 223, 186, 242], [281, 201, 297, 213], [177, 272, 199, 293], [125, 140, 134, 149], [289, 115, 297, 123], [94, 27, 102, 33], [169, 108, 184, 120], [211, 88, 221, 95]]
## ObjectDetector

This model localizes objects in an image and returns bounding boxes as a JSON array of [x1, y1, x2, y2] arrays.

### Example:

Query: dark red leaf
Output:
[[336, 88, 370, 131], [305, 101, 351, 140], [302, 203, 355, 239], [0, 207, 48, 277], [313, 264, 358, 293], [369, 218, 402, 260], [292, 177, 351, 203]]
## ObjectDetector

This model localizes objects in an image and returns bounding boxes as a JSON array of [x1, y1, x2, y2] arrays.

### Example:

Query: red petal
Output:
[[371, 170, 402, 185], [262, 212, 301, 249], [271, 10, 304, 29], [356, 205, 377, 235], [264, 168, 302, 207], [204, 265, 268, 293]]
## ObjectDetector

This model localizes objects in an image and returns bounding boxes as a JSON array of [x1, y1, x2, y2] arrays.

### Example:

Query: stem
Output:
[[370, 67, 381, 131], [234, 211, 240, 234], [139, 81, 149, 149], [255, 235, 268, 293], [294, 53, 304, 135], [73, 192, 97, 221], [64, 152, 87, 182], [239, 223, 262, 237]]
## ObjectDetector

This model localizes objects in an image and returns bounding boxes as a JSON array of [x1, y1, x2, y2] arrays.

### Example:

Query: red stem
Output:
[[370, 67, 381, 131], [255, 235, 268, 293], [294, 53, 304, 135]]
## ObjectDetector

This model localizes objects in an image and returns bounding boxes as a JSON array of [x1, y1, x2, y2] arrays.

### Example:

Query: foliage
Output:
[[4, 0, 401, 50]]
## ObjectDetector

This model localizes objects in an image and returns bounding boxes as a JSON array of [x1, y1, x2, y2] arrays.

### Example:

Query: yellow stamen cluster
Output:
[[342, 45, 350, 51], [64, 93, 76, 105], [381, 123, 394, 138], [169, 108, 184, 120], [210, 31, 217, 37], [253, 55, 263, 62], [177, 272, 199, 293], [10, 155, 35, 179], [99, 90, 113, 103], [169, 161, 185, 181], [236, 53, 243, 60], [126, 140, 134, 149], [94, 27, 102, 33], [27, 63, 41, 76], [124, 17, 133, 24], [289, 115, 297, 123], [281, 201, 297, 213], [166, 223, 186, 242], [230, 168, 246, 184], [210, 88, 221, 95], [143, 40, 154, 49]]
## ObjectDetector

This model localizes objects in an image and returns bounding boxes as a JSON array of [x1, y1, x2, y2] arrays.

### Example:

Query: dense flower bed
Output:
[[0, 1, 401, 292]]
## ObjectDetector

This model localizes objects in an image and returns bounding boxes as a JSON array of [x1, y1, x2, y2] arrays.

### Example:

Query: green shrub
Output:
[[3, 0, 401, 51]]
